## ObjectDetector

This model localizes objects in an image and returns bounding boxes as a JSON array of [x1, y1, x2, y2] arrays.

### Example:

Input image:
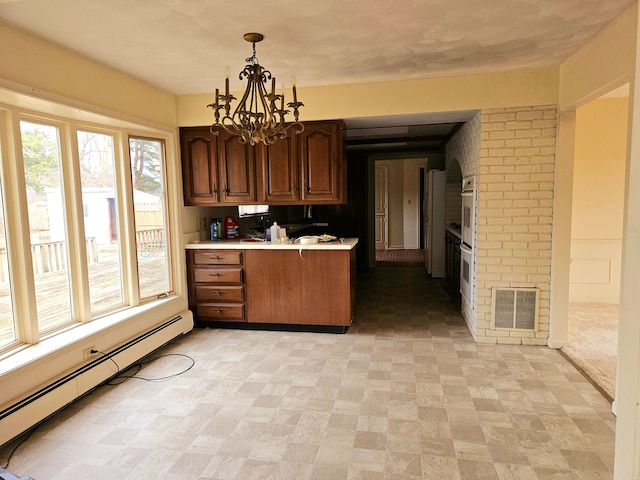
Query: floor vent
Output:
[[491, 287, 539, 331]]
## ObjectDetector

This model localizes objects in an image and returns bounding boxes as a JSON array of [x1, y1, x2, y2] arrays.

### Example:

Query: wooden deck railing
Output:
[[0, 230, 165, 282], [136, 228, 165, 252], [0, 238, 98, 281], [30, 237, 99, 275]]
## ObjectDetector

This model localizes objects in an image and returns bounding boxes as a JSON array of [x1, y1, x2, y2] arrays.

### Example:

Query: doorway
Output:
[[373, 158, 426, 265], [562, 85, 629, 400]]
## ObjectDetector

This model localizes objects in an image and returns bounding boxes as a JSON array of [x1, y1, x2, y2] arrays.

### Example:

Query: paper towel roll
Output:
[[299, 236, 319, 245]]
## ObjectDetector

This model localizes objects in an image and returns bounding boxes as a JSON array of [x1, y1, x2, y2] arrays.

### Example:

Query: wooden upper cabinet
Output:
[[300, 120, 347, 204], [258, 133, 300, 203], [180, 127, 220, 205], [217, 131, 258, 204], [180, 120, 346, 206]]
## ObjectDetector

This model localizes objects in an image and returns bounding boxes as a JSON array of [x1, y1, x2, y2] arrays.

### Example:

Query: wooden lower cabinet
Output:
[[187, 248, 356, 328], [187, 249, 247, 323], [245, 249, 356, 327]]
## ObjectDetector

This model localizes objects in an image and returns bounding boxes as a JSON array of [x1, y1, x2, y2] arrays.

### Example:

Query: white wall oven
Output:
[[460, 175, 476, 304], [461, 176, 475, 248], [460, 243, 473, 302]]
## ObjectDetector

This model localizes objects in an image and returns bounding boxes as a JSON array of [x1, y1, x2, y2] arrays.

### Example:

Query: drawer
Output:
[[193, 267, 243, 283], [196, 285, 244, 302], [193, 250, 243, 265], [197, 303, 245, 320]]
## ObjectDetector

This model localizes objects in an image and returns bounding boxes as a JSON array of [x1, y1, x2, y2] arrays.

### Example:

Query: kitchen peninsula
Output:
[[185, 238, 358, 332]]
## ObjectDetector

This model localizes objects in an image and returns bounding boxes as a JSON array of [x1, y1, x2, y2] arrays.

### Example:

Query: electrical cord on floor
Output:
[[0, 426, 37, 471], [105, 353, 195, 385], [91, 349, 121, 374]]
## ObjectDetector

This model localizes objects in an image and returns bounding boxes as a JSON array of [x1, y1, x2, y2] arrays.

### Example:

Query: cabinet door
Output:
[[180, 127, 220, 205], [217, 130, 258, 204], [300, 121, 346, 203], [259, 134, 300, 203], [245, 249, 352, 326], [245, 250, 303, 324]]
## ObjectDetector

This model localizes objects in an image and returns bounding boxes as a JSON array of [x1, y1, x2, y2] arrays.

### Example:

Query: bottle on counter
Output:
[[269, 222, 279, 242], [225, 214, 240, 239], [210, 218, 218, 241]]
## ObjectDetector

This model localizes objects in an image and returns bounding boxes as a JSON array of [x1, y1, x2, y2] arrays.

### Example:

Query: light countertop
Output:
[[185, 237, 358, 251]]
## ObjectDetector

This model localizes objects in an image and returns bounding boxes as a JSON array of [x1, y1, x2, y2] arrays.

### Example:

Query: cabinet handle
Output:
[[293, 181, 297, 193], [209, 272, 225, 278], [208, 256, 225, 261], [212, 183, 217, 194], [213, 308, 226, 313], [212, 290, 226, 295]]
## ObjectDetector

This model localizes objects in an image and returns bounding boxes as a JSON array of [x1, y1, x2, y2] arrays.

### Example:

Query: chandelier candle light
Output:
[[208, 33, 304, 146]]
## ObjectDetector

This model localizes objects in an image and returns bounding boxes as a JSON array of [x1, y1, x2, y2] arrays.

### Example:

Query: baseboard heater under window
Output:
[[0, 315, 188, 447]]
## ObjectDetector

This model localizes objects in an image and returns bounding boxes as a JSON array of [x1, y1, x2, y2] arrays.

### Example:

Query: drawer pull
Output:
[[209, 273, 225, 277], [209, 256, 225, 261], [213, 308, 225, 313], [212, 290, 226, 295]]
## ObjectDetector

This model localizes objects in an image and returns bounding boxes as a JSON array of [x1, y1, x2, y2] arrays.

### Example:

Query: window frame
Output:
[[127, 134, 174, 303], [0, 100, 181, 357]]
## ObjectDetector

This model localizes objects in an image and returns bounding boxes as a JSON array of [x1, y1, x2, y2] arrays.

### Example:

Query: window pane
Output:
[[0, 182, 16, 349], [78, 131, 123, 313], [129, 137, 170, 298], [21, 121, 72, 330]]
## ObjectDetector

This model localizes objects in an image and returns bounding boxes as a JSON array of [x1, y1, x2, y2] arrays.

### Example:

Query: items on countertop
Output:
[[210, 218, 223, 241], [224, 215, 241, 239], [268, 222, 288, 243]]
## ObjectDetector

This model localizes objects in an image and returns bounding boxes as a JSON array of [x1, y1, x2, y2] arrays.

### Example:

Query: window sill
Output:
[[0, 294, 189, 377]]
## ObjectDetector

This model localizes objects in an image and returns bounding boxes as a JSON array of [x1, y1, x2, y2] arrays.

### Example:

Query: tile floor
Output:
[[0, 266, 615, 479]]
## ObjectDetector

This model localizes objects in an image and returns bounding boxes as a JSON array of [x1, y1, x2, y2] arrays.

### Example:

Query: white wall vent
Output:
[[491, 287, 539, 331]]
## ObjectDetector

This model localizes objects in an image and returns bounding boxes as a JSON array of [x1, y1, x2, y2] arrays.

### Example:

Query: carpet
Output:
[[375, 248, 424, 266], [562, 303, 618, 401]]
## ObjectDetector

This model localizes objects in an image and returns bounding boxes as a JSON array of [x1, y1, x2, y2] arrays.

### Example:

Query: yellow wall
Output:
[[0, 20, 177, 127], [551, 2, 636, 342], [559, 3, 637, 108], [569, 97, 629, 303], [573, 97, 629, 240], [177, 68, 560, 126]]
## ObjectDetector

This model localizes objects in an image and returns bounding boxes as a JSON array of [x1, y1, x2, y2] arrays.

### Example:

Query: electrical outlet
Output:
[[83, 346, 97, 360]]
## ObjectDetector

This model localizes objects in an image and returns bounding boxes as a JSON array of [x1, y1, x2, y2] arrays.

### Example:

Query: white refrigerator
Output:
[[426, 170, 446, 278]]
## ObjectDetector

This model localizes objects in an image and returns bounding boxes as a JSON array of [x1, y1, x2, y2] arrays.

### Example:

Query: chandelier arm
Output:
[[209, 32, 304, 145]]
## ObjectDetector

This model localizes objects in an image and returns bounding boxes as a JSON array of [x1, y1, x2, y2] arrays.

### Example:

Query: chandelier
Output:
[[207, 32, 304, 146]]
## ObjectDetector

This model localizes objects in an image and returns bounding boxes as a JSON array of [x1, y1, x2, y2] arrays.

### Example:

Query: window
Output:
[[0, 179, 15, 349], [78, 130, 124, 314], [238, 204, 269, 217], [0, 94, 176, 355], [129, 137, 171, 298], [21, 120, 73, 332]]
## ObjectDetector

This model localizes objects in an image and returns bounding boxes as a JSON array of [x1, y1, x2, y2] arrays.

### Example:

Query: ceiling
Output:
[[0, 0, 634, 153]]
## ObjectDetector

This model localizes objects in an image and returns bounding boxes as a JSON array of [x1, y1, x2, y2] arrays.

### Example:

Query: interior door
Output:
[[374, 166, 388, 250]]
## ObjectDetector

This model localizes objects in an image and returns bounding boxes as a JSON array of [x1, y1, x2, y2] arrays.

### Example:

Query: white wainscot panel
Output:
[[569, 239, 622, 304]]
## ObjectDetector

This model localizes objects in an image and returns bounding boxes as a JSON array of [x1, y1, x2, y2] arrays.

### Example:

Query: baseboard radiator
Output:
[[491, 287, 539, 331], [0, 314, 192, 447]]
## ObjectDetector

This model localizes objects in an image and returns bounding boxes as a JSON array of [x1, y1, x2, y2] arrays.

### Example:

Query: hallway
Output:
[[0, 266, 615, 479]]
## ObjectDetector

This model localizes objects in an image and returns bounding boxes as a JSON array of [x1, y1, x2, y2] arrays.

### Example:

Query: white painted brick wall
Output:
[[445, 183, 462, 226], [476, 105, 557, 345], [445, 155, 463, 225], [446, 112, 481, 337]]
